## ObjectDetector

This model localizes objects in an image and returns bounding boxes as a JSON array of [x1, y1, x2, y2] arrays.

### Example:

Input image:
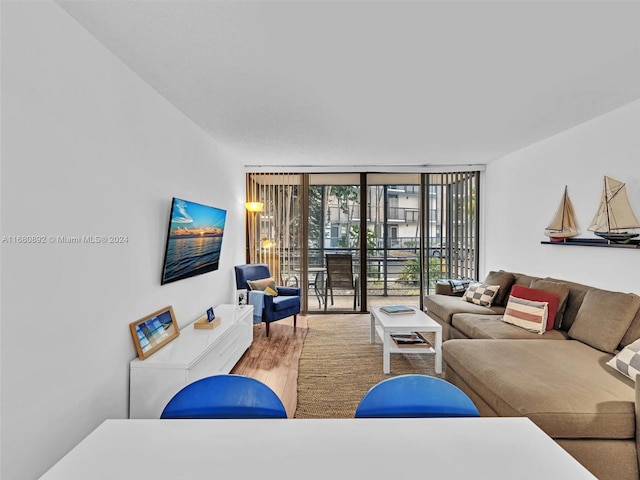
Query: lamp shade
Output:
[[245, 201, 264, 213]]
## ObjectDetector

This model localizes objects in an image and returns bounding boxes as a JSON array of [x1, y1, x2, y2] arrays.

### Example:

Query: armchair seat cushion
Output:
[[272, 295, 300, 312]]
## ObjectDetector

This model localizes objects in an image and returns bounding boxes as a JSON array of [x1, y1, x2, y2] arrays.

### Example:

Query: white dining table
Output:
[[39, 417, 596, 479]]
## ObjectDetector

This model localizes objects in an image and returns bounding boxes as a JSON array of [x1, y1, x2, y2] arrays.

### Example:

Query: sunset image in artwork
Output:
[[161, 198, 227, 284]]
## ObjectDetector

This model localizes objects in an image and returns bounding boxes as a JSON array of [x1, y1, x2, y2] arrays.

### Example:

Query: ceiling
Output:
[[56, 0, 640, 168]]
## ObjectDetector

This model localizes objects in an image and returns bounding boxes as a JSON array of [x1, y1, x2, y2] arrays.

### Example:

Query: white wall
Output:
[[484, 100, 640, 292], [1, 2, 246, 479]]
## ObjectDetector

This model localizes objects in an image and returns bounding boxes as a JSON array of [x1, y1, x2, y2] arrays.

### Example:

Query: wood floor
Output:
[[231, 315, 310, 418]]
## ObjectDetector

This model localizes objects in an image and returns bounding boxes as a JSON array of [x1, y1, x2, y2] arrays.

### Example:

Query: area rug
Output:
[[294, 314, 441, 418]]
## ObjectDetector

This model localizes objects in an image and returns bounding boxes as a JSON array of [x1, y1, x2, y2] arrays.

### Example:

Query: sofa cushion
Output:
[[512, 273, 541, 288], [568, 290, 640, 354], [541, 277, 591, 331], [511, 285, 560, 331], [607, 338, 640, 381], [424, 295, 504, 325], [463, 282, 500, 307], [502, 295, 549, 334], [247, 277, 278, 296], [483, 270, 516, 306], [620, 307, 640, 349], [443, 339, 635, 439], [529, 279, 570, 329], [451, 314, 569, 340]]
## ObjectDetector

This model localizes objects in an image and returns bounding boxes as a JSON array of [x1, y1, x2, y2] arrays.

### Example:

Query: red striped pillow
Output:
[[503, 295, 549, 334], [510, 285, 560, 331]]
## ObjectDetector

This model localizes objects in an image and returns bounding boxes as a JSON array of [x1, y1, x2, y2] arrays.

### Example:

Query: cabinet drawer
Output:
[[188, 325, 238, 382]]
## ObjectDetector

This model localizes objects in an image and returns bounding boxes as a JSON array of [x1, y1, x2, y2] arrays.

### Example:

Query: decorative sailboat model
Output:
[[588, 176, 640, 244], [545, 186, 579, 242]]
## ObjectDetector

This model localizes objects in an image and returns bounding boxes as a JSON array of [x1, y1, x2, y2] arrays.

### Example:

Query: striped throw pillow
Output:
[[462, 283, 500, 307], [510, 285, 559, 331], [503, 295, 549, 334]]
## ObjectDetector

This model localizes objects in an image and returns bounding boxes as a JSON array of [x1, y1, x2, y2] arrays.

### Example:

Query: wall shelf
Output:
[[541, 238, 639, 249]]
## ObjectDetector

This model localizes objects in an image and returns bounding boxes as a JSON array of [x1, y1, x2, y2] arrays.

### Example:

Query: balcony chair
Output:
[[308, 267, 325, 309], [324, 253, 360, 311], [354, 374, 480, 418], [234, 263, 300, 337], [161, 374, 287, 419]]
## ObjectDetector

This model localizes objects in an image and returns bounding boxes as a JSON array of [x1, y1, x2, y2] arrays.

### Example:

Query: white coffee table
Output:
[[370, 306, 442, 374]]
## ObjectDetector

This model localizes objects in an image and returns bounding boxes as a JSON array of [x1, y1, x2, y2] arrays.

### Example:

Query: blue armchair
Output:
[[234, 264, 301, 337]]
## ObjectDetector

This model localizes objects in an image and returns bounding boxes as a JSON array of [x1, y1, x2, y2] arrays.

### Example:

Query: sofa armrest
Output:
[[277, 286, 300, 296], [436, 281, 464, 297], [262, 294, 274, 310]]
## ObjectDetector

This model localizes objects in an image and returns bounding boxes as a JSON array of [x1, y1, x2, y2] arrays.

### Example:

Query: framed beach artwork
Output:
[[129, 306, 180, 360], [161, 197, 227, 285]]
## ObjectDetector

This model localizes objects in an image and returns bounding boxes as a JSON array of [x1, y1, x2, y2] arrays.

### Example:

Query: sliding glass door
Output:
[[424, 172, 479, 291], [246, 171, 479, 314], [307, 174, 361, 313], [365, 174, 421, 309]]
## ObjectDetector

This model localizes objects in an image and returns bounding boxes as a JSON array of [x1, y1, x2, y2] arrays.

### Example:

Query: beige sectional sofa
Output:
[[424, 271, 640, 480]]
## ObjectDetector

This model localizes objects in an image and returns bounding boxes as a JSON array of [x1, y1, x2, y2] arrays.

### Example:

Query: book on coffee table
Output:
[[391, 332, 431, 348], [380, 305, 415, 315]]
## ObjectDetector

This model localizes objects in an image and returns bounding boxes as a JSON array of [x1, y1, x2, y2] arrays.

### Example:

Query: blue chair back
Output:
[[355, 374, 480, 418], [235, 264, 271, 290], [161, 374, 287, 419]]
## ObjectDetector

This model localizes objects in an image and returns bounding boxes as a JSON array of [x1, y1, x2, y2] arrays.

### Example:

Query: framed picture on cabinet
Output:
[[237, 289, 248, 306], [129, 306, 180, 360]]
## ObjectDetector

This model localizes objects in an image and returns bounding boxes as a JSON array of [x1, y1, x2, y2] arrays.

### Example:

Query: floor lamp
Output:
[[245, 201, 263, 264]]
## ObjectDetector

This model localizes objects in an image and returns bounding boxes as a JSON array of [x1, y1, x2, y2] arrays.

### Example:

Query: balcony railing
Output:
[[287, 241, 475, 306], [369, 207, 420, 223]]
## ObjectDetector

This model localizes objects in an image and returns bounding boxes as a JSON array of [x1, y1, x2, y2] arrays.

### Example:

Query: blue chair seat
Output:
[[272, 295, 300, 311], [355, 374, 480, 418], [161, 374, 287, 419]]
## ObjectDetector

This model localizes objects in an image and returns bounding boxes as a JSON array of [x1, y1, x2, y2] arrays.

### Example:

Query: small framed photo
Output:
[[238, 289, 248, 306], [207, 307, 215, 322], [129, 306, 180, 360]]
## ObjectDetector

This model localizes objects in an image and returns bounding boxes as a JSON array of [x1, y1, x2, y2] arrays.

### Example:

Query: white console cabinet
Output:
[[129, 304, 253, 419]]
